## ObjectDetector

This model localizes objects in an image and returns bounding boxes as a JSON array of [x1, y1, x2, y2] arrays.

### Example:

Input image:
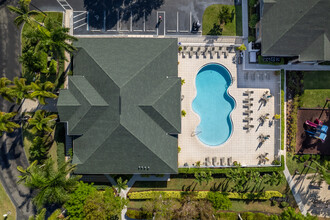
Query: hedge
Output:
[[215, 212, 237, 220], [281, 69, 285, 150], [128, 191, 282, 200], [126, 209, 152, 219], [179, 155, 284, 174]]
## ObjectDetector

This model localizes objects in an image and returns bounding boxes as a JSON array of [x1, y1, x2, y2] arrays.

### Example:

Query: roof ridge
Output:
[[121, 123, 177, 172], [152, 78, 180, 132], [76, 47, 120, 88], [77, 124, 121, 164], [121, 40, 176, 88], [263, 0, 321, 54]]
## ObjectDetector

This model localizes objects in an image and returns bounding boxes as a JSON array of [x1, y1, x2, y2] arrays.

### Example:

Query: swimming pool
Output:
[[192, 63, 235, 146]]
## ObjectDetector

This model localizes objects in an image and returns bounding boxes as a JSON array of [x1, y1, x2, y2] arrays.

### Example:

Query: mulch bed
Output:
[[296, 109, 330, 155]]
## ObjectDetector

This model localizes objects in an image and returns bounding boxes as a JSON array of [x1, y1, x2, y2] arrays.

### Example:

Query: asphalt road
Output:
[[0, 1, 36, 219], [0, 129, 36, 219]]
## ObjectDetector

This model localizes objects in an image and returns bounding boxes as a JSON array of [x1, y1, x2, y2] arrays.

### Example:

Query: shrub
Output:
[[178, 46, 182, 51], [249, 0, 258, 7], [64, 181, 96, 219], [215, 212, 237, 220], [271, 199, 277, 206], [248, 36, 256, 42], [181, 79, 185, 85], [237, 44, 247, 51], [178, 146, 181, 153], [249, 14, 258, 28], [241, 212, 271, 220], [126, 209, 153, 219], [280, 201, 289, 208], [181, 110, 186, 117], [207, 192, 232, 210]]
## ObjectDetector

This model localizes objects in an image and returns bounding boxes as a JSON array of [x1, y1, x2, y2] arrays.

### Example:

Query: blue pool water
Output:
[[192, 64, 235, 146]]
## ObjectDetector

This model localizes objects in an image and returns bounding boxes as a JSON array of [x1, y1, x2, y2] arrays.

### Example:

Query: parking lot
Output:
[[66, 0, 235, 36], [73, 9, 201, 35]]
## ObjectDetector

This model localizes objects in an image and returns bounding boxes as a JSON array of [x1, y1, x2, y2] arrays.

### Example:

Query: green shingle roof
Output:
[[57, 38, 181, 174], [261, 0, 330, 61]]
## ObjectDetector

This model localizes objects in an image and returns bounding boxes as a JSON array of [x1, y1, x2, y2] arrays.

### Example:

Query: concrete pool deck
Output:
[[178, 47, 280, 167]]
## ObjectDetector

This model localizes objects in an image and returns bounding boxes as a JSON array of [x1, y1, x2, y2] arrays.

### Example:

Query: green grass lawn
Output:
[[300, 71, 330, 108], [128, 198, 284, 214], [286, 153, 318, 175], [0, 182, 16, 220], [129, 176, 288, 194], [202, 4, 242, 36]]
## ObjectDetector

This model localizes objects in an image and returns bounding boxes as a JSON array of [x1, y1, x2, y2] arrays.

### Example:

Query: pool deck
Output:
[[178, 48, 280, 167]]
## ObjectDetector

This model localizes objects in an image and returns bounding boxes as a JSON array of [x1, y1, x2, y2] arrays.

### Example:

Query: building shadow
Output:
[[83, 0, 164, 29]]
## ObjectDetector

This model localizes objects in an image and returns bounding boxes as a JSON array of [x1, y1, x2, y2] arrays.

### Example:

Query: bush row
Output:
[[281, 69, 285, 150], [179, 155, 284, 174], [287, 96, 299, 152], [128, 191, 282, 200], [126, 209, 275, 220]]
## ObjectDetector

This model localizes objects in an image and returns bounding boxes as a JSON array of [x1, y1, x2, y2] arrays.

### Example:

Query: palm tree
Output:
[[8, 77, 31, 105], [218, 6, 232, 25], [194, 171, 213, 186], [17, 159, 81, 209], [0, 77, 15, 103], [0, 112, 20, 136], [204, 171, 213, 185], [28, 110, 57, 135], [115, 177, 128, 194], [29, 80, 57, 105], [7, 0, 44, 28], [36, 20, 77, 74]]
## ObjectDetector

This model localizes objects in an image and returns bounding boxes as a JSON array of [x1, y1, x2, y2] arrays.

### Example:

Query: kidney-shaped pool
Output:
[[192, 63, 235, 146]]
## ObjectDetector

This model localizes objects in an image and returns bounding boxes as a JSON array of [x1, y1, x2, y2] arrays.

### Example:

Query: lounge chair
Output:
[[212, 157, 217, 166], [251, 72, 255, 80], [244, 72, 248, 80], [228, 157, 232, 165], [205, 157, 210, 166], [266, 72, 270, 80], [259, 73, 264, 80], [220, 157, 225, 166]]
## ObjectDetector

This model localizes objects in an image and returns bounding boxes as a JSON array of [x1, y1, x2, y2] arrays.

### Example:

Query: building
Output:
[[57, 38, 181, 174], [256, 0, 330, 62]]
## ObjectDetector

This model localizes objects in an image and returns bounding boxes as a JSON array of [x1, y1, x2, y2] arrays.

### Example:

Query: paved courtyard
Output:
[[178, 41, 280, 167]]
